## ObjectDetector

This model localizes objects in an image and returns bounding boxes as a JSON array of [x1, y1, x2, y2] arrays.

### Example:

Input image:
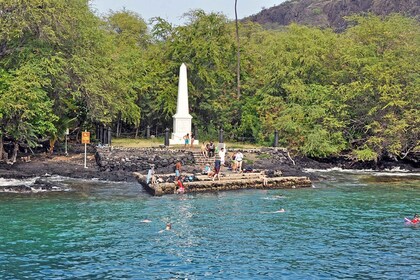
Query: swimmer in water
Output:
[[174, 177, 185, 194], [261, 208, 286, 214], [158, 222, 172, 233]]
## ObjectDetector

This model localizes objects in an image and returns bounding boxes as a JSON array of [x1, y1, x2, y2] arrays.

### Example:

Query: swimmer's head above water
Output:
[[166, 223, 172, 230]]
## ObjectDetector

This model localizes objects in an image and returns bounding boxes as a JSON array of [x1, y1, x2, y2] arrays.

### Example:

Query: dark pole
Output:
[[108, 127, 112, 146], [96, 124, 100, 140], [194, 126, 198, 140], [103, 127, 108, 146], [273, 130, 279, 147], [164, 128, 170, 146], [219, 128, 224, 143], [146, 125, 150, 139], [99, 125, 104, 145]]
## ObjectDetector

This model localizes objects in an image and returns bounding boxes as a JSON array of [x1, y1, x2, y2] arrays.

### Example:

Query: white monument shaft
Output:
[[170, 63, 197, 145]]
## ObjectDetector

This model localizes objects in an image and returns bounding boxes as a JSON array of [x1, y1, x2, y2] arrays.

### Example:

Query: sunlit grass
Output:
[[112, 138, 165, 148]]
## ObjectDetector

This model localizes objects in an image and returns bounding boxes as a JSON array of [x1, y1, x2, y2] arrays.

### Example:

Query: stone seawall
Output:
[[95, 147, 195, 172], [95, 147, 294, 173], [134, 172, 312, 196]]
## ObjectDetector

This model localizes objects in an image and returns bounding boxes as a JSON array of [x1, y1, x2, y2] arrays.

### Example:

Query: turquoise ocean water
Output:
[[1, 170, 419, 279]]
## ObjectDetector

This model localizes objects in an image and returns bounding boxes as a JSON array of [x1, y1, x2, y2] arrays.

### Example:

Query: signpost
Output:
[[65, 128, 69, 156], [81, 131, 90, 168]]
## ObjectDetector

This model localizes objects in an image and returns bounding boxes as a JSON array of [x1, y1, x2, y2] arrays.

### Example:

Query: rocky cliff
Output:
[[245, 0, 420, 31]]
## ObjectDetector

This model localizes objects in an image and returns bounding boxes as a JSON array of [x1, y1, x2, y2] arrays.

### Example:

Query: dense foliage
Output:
[[0, 0, 419, 162]]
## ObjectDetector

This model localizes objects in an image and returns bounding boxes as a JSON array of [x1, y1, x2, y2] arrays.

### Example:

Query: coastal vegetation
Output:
[[0, 0, 419, 163]]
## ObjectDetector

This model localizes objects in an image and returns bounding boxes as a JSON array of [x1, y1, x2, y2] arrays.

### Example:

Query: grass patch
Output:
[[112, 138, 165, 148]]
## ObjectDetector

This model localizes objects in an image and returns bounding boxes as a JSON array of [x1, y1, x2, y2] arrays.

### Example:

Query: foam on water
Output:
[[0, 176, 73, 192], [0, 177, 38, 187], [303, 167, 420, 177]]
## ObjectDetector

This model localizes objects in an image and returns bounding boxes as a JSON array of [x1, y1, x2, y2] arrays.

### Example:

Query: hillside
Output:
[[245, 0, 420, 30]]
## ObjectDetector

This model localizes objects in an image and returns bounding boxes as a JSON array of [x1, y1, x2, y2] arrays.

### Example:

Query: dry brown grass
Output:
[[111, 138, 262, 149]]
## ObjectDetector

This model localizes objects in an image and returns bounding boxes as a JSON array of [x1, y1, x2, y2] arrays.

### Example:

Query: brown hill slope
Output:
[[245, 0, 420, 30]]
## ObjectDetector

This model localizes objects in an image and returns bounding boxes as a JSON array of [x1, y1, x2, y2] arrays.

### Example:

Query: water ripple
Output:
[[0, 177, 419, 279]]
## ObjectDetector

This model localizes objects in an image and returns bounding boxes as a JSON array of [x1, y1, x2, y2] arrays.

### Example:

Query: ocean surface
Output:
[[1, 169, 419, 279]]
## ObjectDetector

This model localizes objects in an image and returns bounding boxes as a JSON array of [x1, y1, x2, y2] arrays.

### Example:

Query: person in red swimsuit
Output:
[[174, 176, 185, 193], [411, 214, 419, 224]]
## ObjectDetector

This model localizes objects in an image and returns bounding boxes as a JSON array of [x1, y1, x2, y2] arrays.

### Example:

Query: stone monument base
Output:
[[169, 139, 199, 145]]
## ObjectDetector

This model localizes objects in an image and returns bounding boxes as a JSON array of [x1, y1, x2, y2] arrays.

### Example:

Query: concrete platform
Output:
[[133, 171, 312, 196]]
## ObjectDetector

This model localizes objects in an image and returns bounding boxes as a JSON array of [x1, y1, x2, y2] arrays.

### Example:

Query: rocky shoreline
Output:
[[0, 145, 418, 187]]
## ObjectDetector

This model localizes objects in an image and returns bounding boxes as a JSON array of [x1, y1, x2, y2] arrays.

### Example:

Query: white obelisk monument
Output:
[[170, 63, 196, 145]]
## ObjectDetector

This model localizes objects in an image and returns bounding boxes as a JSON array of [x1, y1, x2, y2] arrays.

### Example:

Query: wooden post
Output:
[[274, 130, 279, 147], [146, 125, 150, 139]]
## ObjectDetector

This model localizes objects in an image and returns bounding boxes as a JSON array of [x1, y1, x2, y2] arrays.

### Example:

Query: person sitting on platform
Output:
[[205, 143, 210, 158], [201, 142, 207, 157], [208, 141, 215, 157], [228, 152, 236, 171], [202, 163, 211, 175]]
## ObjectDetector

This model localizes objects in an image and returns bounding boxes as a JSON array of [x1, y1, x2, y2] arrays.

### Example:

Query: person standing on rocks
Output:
[[218, 147, 226, 166], [183, 133, 190, 148], [175, 160, 182, 177], [213, 156, 222, 181], [235, 151, 244, 173], [146, 165, 155, 184], [190, 133, 195, 148]]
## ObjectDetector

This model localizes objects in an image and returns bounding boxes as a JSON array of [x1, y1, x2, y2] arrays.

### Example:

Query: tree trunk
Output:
[[10, 141, 19, 164], [49, 138, 56, 155], [135, 126, 139, 139], [0, 135, 3, 161], [116, 112, 121, 138], [235, 0, 241, 99]]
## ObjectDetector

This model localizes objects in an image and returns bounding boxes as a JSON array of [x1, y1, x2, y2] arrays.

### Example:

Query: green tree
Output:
[[335, 15, 420, 161], [254, 24, 346, 156]]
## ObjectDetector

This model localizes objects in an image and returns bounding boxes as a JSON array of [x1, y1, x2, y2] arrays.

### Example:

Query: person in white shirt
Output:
[[218, 147, 226, 166]]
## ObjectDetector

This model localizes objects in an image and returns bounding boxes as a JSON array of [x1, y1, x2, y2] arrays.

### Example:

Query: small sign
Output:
[[81, 132, 90, 144]]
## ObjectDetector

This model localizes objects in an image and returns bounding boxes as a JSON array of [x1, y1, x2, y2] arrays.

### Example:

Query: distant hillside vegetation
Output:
[[245, 0, 420, 30]]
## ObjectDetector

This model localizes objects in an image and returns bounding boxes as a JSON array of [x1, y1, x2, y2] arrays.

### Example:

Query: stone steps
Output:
[[191, 151, 216, 165]]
